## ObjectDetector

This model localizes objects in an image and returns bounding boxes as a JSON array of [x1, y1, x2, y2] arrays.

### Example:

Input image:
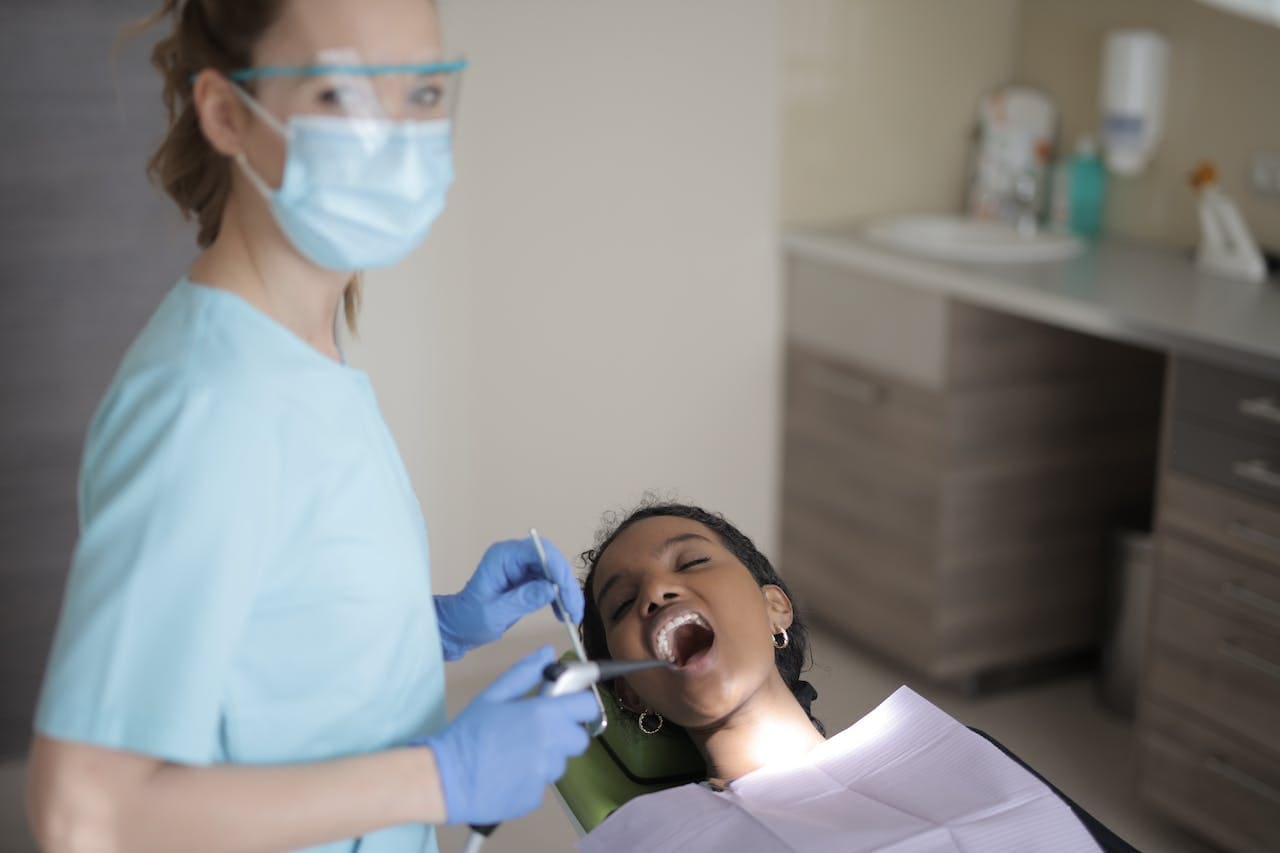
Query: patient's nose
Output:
[[640, 584, 681, 617]]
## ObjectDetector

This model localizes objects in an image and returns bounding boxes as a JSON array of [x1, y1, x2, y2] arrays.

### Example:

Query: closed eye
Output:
[[610, 597, 635, 622], [608, 558, 709, 622]]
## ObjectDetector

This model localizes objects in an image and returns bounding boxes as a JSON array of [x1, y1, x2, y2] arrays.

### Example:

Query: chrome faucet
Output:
[[1011, 171, 1041, 237]]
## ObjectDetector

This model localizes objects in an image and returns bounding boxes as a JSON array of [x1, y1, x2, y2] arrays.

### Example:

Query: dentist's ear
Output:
[[762, 584, 794, 632], [192, 69, 251, 157]]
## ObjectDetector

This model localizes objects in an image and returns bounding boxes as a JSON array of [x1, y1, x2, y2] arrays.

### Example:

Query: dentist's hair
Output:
[[580, 500, 824, 736], [125, 0, 362, 330]]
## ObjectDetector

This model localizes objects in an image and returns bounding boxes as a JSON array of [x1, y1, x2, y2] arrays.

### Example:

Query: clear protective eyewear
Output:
[[219, 48, 465, 270], [226, 48, 467, 126]]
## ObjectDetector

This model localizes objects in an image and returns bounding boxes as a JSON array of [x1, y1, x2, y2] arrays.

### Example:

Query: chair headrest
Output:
[[553, 652, 705, 834], [595, 681, 704, 784]]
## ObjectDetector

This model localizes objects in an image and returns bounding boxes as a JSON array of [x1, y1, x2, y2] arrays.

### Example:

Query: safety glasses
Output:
[[225, 51, 467, 123]]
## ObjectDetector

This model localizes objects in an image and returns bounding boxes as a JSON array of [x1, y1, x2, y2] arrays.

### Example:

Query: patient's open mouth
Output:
[[653, 610, 716, 669]]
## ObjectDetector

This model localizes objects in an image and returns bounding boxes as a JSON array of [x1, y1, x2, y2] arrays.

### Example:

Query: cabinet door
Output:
[[1138, 701, 1280, 853], [780, 344, 943, 673]]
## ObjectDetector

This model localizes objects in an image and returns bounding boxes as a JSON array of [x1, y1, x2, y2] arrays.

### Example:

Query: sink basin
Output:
[[865, 214, 1084, 264]]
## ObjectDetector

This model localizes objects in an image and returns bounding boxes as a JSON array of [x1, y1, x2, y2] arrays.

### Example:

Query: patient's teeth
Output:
[[653, 611, 711, 664]]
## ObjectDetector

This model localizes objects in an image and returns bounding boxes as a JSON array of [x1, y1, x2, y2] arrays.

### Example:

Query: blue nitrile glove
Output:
[[422, 646, 599, 825], [435, 535, 585, 662]]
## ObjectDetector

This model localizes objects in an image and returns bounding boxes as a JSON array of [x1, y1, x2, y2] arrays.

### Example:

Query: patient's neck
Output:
[[689, 676, 826, 788]]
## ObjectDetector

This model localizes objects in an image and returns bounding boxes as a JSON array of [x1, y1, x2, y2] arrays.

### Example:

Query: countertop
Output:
[[783, 228, 1280, 380]]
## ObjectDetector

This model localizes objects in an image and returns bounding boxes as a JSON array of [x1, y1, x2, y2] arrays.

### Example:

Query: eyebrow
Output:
[[593, 533, 714, 608], [655, 532, 713, 556]]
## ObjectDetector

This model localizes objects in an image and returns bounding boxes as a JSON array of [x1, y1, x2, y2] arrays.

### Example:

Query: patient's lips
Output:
[[651, 606, 716, 671]]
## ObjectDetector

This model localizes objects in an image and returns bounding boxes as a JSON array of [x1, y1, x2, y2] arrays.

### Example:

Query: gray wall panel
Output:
[[0, 0, 197, 757]]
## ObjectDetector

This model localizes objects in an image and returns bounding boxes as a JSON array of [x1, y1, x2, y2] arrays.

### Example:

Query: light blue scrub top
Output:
[[36, 279, 445, 853]]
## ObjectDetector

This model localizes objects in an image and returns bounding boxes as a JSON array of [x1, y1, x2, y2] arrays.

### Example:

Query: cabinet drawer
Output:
[[1159, 472, 1280, 570], [784, 344, 943, 546], [1160, 534, 1280, 629], [1137, 700, 1280, 853], [1146, 587, 1280, 755], [782, 428, 939, 555], [780, 502, 936, 675], [785, 344, 942, 460], [1170, 419, 1280, 507], [1174, 358, 1280, 444], [786, 256, 949, 389]]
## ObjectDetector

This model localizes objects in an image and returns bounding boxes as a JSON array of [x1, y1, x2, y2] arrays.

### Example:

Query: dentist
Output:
[[25, 1, 597, 851]]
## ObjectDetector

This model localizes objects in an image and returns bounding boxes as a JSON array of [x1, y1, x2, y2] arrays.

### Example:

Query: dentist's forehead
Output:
[[259, 0, 443, 64]]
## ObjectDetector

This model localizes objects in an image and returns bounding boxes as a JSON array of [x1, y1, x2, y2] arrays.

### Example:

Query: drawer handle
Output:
[[805, 364, 885, 406], [1224, 581, 1280, 619], [1239, 396, 1280, 426], [1228, 521, 1280, 555], [1232, 459, 1280, 491], [1219, 640, 1280, 682], [1205, 755, 1280, 806]]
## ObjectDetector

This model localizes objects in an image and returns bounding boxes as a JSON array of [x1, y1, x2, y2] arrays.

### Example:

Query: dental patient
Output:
[[576, 502, 1133, 852]]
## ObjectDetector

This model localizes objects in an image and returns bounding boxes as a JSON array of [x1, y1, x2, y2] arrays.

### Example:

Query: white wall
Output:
[[782, 0, 1021, 226], [349, 0, 782, 641], [1016, 0, 1280, 249]]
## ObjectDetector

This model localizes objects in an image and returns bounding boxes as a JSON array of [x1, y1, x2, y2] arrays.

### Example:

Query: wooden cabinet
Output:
[[780, 256, 1164, 685], [1137, 358, 1280, 853]]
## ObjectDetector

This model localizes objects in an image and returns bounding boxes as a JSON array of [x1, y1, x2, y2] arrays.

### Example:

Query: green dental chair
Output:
[[552, 659, 705, 835]]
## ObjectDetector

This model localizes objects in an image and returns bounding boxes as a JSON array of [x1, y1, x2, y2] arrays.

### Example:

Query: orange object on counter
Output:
[[1189, 160, 1218, 189]]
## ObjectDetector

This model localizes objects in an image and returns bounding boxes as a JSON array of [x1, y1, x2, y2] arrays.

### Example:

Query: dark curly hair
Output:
[[579, 501, 824, 736]]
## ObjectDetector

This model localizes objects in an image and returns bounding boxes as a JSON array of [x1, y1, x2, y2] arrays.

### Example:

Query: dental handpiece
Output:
[[539, 658, 673, 697], [463, 658, 672, 853]]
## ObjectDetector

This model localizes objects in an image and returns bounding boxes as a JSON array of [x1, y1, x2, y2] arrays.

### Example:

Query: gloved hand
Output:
[[435, 535, 585, 662], [423, 646, 599, 826]]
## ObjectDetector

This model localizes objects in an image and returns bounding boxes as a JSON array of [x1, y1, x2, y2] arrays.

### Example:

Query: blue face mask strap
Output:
[[226, 59, 468, 82]]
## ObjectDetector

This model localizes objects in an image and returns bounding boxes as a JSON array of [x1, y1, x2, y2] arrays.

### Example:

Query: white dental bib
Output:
[[578, 686, 1101, 852]]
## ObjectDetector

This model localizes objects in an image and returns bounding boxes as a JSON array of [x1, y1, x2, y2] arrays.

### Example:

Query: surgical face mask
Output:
[[232, 86, 454, 271]]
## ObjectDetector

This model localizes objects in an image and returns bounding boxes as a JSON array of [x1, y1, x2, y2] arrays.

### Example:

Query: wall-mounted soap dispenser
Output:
[[1100, 30, 1170, 176]]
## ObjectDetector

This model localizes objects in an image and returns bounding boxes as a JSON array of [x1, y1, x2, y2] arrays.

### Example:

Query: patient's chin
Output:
[[661, 687, 743, 731], [651, 669, 756, 730]]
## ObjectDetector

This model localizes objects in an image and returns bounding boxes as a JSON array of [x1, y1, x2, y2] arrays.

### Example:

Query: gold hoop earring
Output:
[[772, 628, 789, 650], [638, 709, 664, 735]]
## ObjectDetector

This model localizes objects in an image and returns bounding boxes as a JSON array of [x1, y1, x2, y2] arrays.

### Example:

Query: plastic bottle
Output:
[[1067, 136, 1107, 238], [1190, 161, 1266, 284]]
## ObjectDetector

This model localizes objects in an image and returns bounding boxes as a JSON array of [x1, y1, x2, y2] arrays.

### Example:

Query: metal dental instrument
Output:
[[530, 527, 608, 736], [462, 654, 673, 853], [538, 657, 673, 696], [462, 531, 669, 853]]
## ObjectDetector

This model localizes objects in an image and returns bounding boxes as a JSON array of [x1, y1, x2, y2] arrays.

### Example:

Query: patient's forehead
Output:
[[598, 516, 720, 570]]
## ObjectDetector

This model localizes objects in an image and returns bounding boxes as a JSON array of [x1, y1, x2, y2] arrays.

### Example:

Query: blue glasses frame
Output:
[[225, 59, 468, 82]]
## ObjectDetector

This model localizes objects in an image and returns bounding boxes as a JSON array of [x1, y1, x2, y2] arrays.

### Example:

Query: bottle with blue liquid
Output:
[[1050, 136, 1107, 239]]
